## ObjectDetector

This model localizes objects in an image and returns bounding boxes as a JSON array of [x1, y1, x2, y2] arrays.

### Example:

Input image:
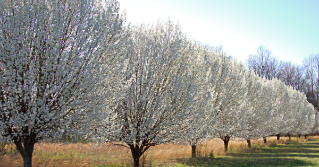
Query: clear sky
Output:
[[118, 0, 319, 65]]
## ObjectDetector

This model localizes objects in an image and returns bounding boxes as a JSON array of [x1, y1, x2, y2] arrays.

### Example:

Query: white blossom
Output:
[[0, 0, 127, 166]]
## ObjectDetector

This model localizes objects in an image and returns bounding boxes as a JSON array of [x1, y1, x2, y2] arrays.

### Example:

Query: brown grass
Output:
[[0, 135, 312, 167]]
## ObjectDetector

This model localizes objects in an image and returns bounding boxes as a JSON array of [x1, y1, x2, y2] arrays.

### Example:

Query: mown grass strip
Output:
[[174, 139, 319, 167]]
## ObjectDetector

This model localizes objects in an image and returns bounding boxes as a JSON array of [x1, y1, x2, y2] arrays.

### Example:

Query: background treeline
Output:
[[246, 46, 319, 109]]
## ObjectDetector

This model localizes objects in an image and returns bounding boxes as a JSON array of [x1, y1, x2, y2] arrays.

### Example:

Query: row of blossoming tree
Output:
[[0, 0, 318, 167]]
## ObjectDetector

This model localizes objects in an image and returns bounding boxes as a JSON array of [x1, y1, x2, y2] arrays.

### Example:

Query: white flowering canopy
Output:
[[204, 54, 249, 139], [184, 44, 219, 147], [0, 0, 128, 143], [95, 20, 208, 145], [262, 78, 316, 137], [237, 71, 271, 140]]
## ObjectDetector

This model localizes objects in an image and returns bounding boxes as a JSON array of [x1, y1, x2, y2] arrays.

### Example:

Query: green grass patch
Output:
[[174, 140, 319, 167]]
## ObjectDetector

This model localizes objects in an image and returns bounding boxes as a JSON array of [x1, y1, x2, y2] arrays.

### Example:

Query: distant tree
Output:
[[303, 54, 319, 106], [306, 91, 318, 108], [0, 0, 127, 166], [246, 46, 282, 80], [263, 78, 291, 140], [278, 62, 296, 87], [276, 62, 307, 93], [293, 65, 307, 93]]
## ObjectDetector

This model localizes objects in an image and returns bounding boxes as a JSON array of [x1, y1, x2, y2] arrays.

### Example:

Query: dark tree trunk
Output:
[[288, 133, 291, 141], [247, 139, 251, 148], [263, 136, 267, 144], [130, 145, 141, 167], [221, 136, 230, 152], [23, 156, 32, 167], [191, 145, 197, 158], [224, 139, 229, 152], [277, 134, 280, 140], [14, 132, 37, 167], [305, 135, 307, 139], [128, 142, 153, 167]]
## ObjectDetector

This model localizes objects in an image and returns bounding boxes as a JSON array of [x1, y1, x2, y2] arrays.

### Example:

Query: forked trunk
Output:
[[263, 136, 267, 144], [14, 134, 36, 167], [221, 136, 230, 152], [247, 139, 251, 148], [191, 145, 197, 158], [129, 142, 154, 167]]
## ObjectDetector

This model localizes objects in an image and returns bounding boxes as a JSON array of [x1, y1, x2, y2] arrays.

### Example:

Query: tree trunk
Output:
[[129, 142, 153, 167], [247, 139, 251, 148], [191, 145, 197, 158], [133, 156, 139, 167], [15, 142, 34, 167], [263, 136, 267, 144], [14, 132, 36, 167], [224, 139, 229, 152], [221, 136, 230, 152], [23, 156, 32, 167], [277, 134, 280, 140], [305, 135, 307, 139], [130, 147, 141, 167], [288, 133, 291, 141]]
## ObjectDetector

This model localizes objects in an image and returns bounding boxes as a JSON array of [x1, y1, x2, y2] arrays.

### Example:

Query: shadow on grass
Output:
[[258, 148, 319, 155], [275, 142, 319, 149], [176, 141, 319, 167], [177, 156, 313, 167]]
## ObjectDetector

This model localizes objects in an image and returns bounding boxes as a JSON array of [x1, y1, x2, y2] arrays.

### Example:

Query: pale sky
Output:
[[118, 0, 319, 65]]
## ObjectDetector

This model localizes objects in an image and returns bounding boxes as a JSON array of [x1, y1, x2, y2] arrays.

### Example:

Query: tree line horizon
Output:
[[246, 45, 319, 109]]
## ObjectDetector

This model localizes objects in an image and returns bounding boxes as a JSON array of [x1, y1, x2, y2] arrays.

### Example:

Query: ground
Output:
[[1, 136, 319, 166]]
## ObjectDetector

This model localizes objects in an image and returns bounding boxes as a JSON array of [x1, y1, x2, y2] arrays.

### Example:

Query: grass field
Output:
[[1, 136, 319, 166]]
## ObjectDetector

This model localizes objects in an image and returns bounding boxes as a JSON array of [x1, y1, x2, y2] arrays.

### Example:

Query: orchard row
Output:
[[0, 0, 317, 167]]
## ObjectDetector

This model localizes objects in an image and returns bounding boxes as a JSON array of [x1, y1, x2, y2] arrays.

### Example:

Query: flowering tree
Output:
[[237, 72, 272, 147], [205, 55, 249, 152], [94, 20, 206, 167], [276, 85, 304, 140], [261, 79, 284, 140], [262, 78, 316, 141], [286, 89, 315, 139], [0, 0, 127, 166], [184, 44, 219, 158], [311, 110, 319, 136]]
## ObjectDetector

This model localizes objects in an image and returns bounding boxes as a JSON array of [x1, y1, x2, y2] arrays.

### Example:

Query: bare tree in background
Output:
[[278, 62, 296, 86], [277, 62, 306, 91], [246, 46, 282, 80], [303, 54, 319, 108], [293, 65, 307, 93]]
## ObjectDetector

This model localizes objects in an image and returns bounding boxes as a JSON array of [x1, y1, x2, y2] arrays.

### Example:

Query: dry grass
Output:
[[0, 135, 311, 167]]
